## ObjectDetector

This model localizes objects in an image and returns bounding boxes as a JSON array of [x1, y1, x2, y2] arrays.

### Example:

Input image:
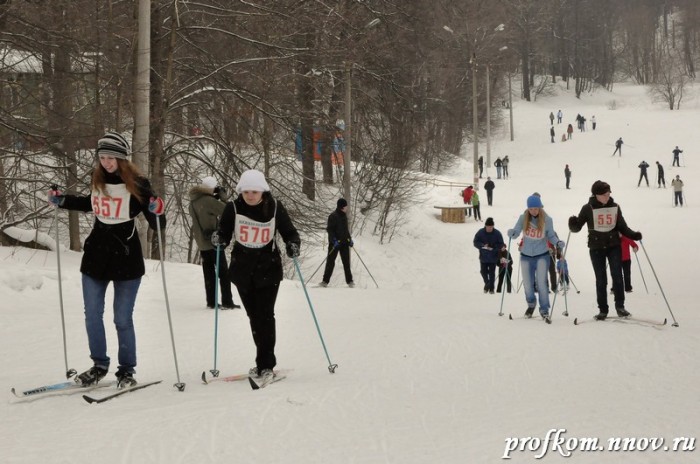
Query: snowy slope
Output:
[[1, 81, 698, 464]]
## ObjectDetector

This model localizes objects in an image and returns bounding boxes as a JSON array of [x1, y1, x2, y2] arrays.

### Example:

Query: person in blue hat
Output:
[[507, 194, 565, 320]]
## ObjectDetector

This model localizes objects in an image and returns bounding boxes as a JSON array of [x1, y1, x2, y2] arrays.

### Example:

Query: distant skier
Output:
[[671, 175, 684, 207], [564, 164, 572, 189], [566, 124, 573, 140], [557, 109, 563, 124], [549, 112, 555, 125], [484, 177, 495, 206], [550, 126, 555, 143], [656, 161, 666, 188], [478, 156, 484, 178], [502, 156, 510, 179], [612, 137, 623, 157], [637, 161, 650, 187], [494, 157, 503, 179], [672, 146, 683, 167], [591, 115, 597, 130]]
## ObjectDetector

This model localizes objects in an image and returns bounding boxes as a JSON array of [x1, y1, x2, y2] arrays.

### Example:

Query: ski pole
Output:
[[633, 250, 648, 294], [292, 255, 338, 373], [549, 230, 571, 319], [498, 238, 511, 316], [558, 271, 569, 317], [307, 246, 335, 283], [210, 244, 221, 377], [567, 274, 581, 293], [639, 241, 679, 327], [154, 215, 186, 390], [351, 246, 379, 288], [50, 185, 77, 380]]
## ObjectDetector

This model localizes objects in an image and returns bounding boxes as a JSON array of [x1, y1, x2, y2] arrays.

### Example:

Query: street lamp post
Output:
[[485, 63, 491, 170], [508, 71, 514, 141], [470, 54, 479, 190]]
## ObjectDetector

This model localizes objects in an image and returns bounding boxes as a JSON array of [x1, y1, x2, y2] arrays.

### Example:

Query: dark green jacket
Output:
[[189, 186, 228, 251]]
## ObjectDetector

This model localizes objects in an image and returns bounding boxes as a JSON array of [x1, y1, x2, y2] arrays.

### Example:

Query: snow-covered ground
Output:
[[1, 81, 698, 463]]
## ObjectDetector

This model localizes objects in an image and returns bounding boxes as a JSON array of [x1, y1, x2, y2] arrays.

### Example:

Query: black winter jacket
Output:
[[326, 209, 352, 246], [60, 173, 165, 281], [218, 193, 300, 289], [569, 196, 636, 250]]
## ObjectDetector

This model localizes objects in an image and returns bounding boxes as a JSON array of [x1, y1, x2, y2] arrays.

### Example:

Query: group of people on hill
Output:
[[473, 181, 643, 322], [636, 146, 686, 206], [549, 110, 597, 143]]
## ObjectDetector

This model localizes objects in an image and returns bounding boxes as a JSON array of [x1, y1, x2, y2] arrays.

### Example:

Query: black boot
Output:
[[75, 366, 108, 386]]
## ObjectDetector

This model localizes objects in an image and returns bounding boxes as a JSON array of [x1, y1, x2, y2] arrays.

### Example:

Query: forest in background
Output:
[[1, 0, 699, 263]]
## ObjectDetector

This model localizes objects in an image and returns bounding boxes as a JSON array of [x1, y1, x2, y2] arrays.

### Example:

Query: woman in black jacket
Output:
[[48, 131, 165, 388], [568, 180, 642, 321], [215, 170, 300, 383]]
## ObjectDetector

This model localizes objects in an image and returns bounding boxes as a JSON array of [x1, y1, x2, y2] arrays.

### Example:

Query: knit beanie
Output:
[[526, 195, 543, 208], [201, 176, 217, 189], [485, 217, 494, 226], [337, 198, 348, 209], [235, 169, 270, 193], [591, 180, 611, 195], [97, 131, 130, 159]]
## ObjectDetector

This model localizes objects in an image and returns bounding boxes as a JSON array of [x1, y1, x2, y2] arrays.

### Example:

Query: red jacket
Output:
[[620, 235, 638, 261], [463, 186, 474, 204]]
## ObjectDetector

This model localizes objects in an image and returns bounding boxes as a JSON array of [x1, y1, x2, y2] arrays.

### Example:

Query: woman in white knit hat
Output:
[[213, 169, 300, 384]]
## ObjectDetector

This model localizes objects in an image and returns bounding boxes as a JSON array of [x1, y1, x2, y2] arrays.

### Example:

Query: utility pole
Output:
[[471, 54, 479, 190], [486, 64, 491, 169], [134, 0, 150, 255], [343, 62, 352, 223]]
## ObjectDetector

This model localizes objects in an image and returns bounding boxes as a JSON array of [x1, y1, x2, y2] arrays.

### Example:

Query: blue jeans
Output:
[[520, 253, 551, 315], [81, 274, 141, 373]]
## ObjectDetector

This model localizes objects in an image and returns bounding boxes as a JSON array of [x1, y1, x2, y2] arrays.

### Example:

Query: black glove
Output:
[[286, 242, 300, 258], [211, 231, 224, 247], [630, 231, 642, 241], [213, 185, 225, 195], [568, 216, 578, 231]]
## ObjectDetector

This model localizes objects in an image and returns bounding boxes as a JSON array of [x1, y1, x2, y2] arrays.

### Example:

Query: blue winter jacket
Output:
[[507, 212, 561, 257], [473, 228, 504, 264]]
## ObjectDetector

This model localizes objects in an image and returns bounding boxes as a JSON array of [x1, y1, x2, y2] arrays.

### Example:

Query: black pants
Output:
[[497, 266, 512, 292], [674, 191, 683, 206], [673, 156, 679, 167], [658, 174, 665, 187], [323, 245, 353, 284], [548, 255, 557, 291], [480, 262, 497, 291], [237, 283, 279, 371], [486, 190, 493, 206], [472, 204, 481, 221], [638, 172, 649, 186], [622, 259, 633, 292], [201, 248, 234, 307], [590, 246, 625, 313], [565, 176, 570, 189]]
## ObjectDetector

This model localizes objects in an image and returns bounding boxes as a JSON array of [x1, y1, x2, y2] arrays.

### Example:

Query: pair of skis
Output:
[[507, 312, 667, 327], [11, 379, 162, 404], [201, 369, 288, 390]]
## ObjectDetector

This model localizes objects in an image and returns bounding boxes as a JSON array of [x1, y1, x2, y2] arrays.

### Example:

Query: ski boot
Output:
[[75, 366, 108, 386], [115, 368, 137, 389]]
